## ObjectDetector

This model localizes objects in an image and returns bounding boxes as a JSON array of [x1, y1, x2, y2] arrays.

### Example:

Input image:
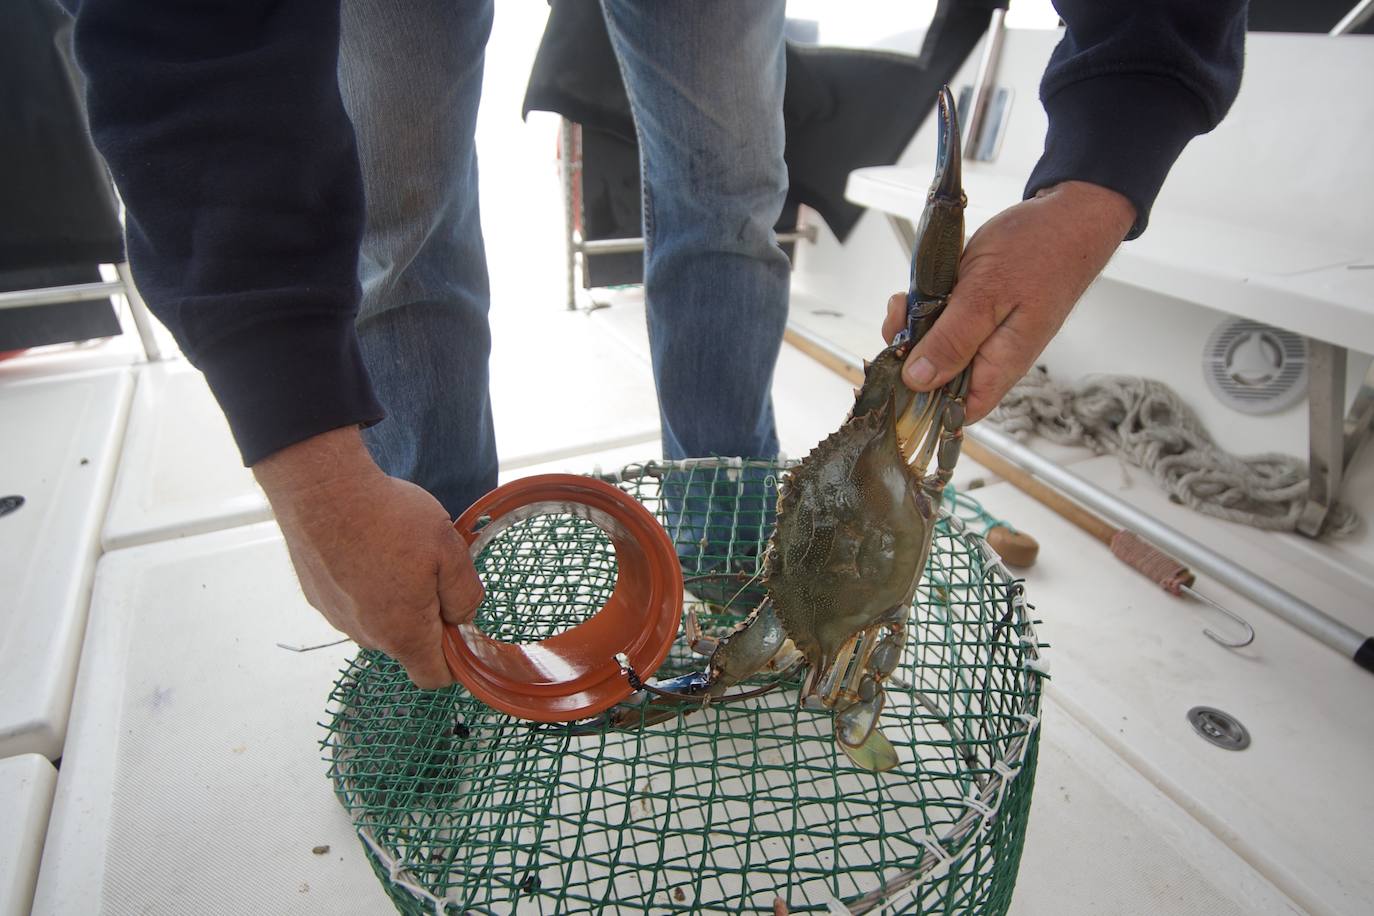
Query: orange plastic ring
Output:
[[442, 474, 683, 722]]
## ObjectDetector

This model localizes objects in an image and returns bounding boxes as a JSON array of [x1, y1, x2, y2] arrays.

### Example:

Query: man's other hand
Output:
[[881, 180, 1136, 422], [253, 426, 484, 689]]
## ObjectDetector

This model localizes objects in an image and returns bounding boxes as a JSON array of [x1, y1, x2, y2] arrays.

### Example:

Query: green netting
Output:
[[322, 459, 1046, 915], [941, 483, 1019, 539]]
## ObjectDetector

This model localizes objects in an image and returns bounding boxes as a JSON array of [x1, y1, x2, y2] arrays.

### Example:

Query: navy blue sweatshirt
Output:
[[63, 0, 1245, 467]]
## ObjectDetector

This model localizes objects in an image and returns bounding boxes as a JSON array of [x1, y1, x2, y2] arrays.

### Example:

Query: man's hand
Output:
[[881, 180, 1136, 422], [253, 426, 484, 689]]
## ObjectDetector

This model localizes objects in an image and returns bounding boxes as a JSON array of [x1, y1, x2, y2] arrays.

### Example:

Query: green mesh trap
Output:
[[941, 483, 1020, 538], [322, 459, 1045, 914]]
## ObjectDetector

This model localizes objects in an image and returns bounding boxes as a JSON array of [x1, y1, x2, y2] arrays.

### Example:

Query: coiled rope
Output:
[[988, 367, 1359, 539]]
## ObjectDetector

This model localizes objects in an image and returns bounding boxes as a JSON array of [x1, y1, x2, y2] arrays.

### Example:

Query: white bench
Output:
[[843, 27, 1374, 535]]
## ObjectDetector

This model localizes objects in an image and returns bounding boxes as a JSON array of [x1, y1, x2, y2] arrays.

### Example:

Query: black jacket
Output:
[[63, 0, 1245, 466]]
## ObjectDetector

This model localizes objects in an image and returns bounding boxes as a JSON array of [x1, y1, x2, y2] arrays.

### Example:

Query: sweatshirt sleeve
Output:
[[66, 0, 384, 465], [1024, 0, 1247, 239]]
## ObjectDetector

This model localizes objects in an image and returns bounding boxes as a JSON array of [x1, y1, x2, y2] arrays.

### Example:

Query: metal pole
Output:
[[561, 118, 579, 311], [115, 261, 164, 361], [962, 8, 1006, 160], [579, 226, 817, 258], [0, 280, 126, 310], [969, 423, 1373, 673], [1331, 0, 1374, 35]]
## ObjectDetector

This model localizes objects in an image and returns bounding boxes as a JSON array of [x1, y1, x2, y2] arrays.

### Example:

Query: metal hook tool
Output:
[[962, 438, 1258, 653], [1181, 585, 1256, 648]]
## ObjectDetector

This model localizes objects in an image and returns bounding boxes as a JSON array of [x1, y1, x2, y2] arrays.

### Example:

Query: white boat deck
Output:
[[5, 285, 1367, 912], [28, 518, 1299, 915], [5, 12, 1372, 915], [0, 755, 57, 916], [0, 369, 131, 762], [102, 361, 270, 552], [972, 454, 1374, 915], [31, 523, 389, 915]]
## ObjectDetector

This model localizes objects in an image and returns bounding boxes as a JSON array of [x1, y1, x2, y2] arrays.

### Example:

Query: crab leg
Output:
[[597, 598, 798, 729], [894, 390, 939, 461], [923, 370, 969, 495], [905, 389, 947, 473]]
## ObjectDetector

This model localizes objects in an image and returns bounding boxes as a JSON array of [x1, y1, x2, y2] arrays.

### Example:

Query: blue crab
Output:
[[603, 88, 970, 772]]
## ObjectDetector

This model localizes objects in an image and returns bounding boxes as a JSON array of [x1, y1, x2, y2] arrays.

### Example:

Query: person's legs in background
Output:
[[598, 0, 790, 463], [600, 1, 789, 587], [338, 0, 498, 519]]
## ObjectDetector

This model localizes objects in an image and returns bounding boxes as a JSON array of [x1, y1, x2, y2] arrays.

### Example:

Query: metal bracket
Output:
[[957, 8, 1010, 163], [1298, 341, 1374, 536]]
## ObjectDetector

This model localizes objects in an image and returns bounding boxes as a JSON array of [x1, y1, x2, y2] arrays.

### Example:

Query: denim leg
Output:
[[337, 0, 497, 518], [599, 0, 791, 462]]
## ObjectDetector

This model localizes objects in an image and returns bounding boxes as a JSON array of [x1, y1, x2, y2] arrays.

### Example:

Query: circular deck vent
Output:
[[1203, 318, 1307, 415]]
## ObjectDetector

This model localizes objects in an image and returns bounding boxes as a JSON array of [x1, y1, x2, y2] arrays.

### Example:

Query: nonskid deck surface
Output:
[[971, 455, 1374, 915], [0, 755, 57, 916]]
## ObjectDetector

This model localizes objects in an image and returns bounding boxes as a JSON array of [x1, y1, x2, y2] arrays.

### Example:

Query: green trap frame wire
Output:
[[322, 459, 1046, 915]]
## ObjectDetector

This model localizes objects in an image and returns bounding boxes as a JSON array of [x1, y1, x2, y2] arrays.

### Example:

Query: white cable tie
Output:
[[912, 830, 954, 885], [877, 835, 953, 913], [1008, 736, 1032, 768], [879, 877, 924, 913], [964, 793, 997, 821], [915, 830, 952, 865], [1015, 711, 1040, 731], [993, 759, 1019, 780], [1025, 655, 1051, 677], [358, 830, 445, 910]]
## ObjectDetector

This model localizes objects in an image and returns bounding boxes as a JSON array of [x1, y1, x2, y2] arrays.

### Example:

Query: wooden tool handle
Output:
[[963, 438, 1119, 546]]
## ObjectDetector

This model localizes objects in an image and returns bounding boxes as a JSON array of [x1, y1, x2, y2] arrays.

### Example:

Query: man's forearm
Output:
[[1026, 0, 1247, 238], [66, 0, 384, 464]]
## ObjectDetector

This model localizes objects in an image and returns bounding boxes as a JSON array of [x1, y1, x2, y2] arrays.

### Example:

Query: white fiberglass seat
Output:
[[0, 754, 58, 916], [0, 368, 132, 760], [33, 523, 392, 913], [102, 361, 270, 551]]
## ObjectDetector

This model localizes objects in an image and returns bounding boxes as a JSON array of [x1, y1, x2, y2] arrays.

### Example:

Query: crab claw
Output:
[[930, 86, 963, 208], [839, 728, 899, 773], [903, 85, 966, 346]]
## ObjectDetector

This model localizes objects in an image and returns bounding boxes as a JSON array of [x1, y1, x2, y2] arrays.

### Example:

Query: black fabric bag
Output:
[[0, 0, 124, 350]]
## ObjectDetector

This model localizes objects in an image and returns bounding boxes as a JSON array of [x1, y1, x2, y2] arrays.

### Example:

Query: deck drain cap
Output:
[[1187, 706, 1251, 750]]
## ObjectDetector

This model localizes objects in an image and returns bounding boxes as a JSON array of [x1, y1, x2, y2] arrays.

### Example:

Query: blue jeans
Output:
[[339, 0, 790, 518]]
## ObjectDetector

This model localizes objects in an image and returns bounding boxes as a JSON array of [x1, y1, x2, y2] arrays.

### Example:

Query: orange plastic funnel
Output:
[[442, 474, 683, 722]]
